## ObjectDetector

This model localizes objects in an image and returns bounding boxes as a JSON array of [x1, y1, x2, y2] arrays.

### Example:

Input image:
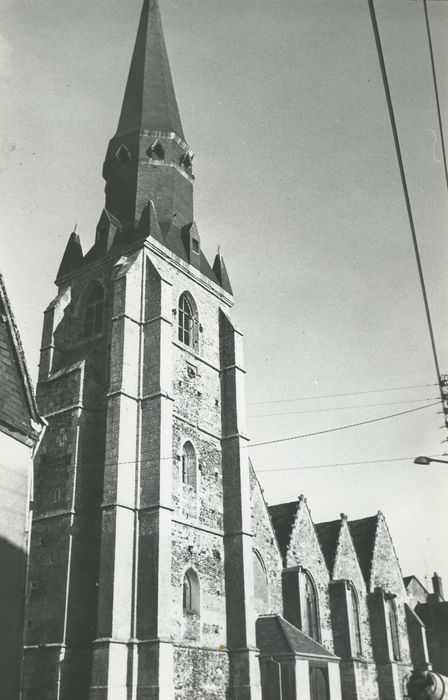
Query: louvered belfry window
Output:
[[83, 283, 104, 338], [178, 293, 197, 347]]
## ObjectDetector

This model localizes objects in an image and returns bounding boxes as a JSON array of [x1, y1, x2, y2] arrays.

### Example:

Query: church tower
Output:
[[22, 1, 261, 699]]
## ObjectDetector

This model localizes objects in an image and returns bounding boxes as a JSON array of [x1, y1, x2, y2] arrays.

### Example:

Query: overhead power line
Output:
[[243, 401, 439, 450], [37, 402, 439, 474], [256, 454, 445, 474], [247, 382, 437, 406], [248, 397, 438, 419], [368, 0, 445, 413], [424, 0, 448, 192]]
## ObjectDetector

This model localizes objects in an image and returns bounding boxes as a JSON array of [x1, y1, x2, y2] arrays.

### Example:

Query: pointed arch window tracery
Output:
[[386, 598, 401, 661], [303, 571, 320, 642], [178, 292, 198, 350], [347, 583, 363, 657]]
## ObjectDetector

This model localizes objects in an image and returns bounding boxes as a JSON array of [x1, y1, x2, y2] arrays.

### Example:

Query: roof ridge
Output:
[[0, 272, 44, 435]]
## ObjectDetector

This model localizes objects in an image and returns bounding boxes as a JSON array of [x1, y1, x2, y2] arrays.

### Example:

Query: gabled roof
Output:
[[268, 501, 300, 561], [404, 575, 429, 595], [80, 214, 226, 293], [0, 273, 44, 445], [115, 0, 184, 140], [256, 615, 337, 659], [315, 519, 342, 575], [348, 515, 379, 586]]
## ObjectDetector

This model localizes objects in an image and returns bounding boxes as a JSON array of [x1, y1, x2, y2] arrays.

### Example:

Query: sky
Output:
[[1, 0, 448, 589]]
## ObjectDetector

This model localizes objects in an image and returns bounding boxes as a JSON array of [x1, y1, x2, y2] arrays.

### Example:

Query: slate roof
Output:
[[0, 273, 44, 445], [268, 502, 300, 562], [115, 0, 184, 140], [256, 615, 337, 659], [80, 216, 225, 292], [348, 515, 379, 586], [315, 520, 342, 575]]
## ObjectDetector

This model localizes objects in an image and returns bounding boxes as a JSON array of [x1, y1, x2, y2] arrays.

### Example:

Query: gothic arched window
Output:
[[303, 572, 320, 641], [253, 550, 269, 615], [386, 598, 401, 661], [182, 441, 197, 492], [183, 568, 200, 614], [348, 583, 362, 657], [83, 282, 104, 338], [178, 292, 198, 349]]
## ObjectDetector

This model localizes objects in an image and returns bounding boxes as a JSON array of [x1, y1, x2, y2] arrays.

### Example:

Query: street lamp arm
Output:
[[414, 456, 448, 465]]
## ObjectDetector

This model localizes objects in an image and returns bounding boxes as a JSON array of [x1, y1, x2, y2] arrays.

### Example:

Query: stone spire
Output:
[[102, 0, 193, 230], [115, 0, 184, 140]]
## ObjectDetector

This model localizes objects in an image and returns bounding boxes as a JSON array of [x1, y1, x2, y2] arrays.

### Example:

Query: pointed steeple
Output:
[[89, 0, 232, 295], [102, 0, 193, 231], [116, 0, 184, 140]]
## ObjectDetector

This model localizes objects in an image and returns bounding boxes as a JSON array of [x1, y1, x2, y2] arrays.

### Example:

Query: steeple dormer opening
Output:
[[115, 144, 131, 165], [180, 151, 193, 174], [147, 140, 165, 161]]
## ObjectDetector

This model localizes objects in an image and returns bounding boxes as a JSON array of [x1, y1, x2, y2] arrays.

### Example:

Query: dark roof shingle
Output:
[[315, 520, 342, 575], [348, 516, 379, 586], [256, 615, 337, 659], [0, 273, 44, 444], [268, 502, 299, 561]]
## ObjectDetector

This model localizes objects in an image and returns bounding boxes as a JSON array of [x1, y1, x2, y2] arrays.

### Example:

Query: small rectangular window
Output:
[[192, 238, 199, 254]]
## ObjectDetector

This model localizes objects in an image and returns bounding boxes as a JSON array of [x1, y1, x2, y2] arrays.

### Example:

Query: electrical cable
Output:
[[34, 402, 439, 473], [243, 401, 439, 450], [424, 0, 448, 192], [368, 0, 445, 412], [247, 382, 437, 406], [256, 454, 445, 473], [248, 397, 438, 419]]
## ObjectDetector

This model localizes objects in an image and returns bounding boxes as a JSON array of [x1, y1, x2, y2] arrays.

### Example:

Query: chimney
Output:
[[432, 572, 444, 601]]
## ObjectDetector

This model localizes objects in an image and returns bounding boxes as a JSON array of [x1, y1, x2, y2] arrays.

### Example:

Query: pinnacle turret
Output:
[[56, 230, 83, 280]]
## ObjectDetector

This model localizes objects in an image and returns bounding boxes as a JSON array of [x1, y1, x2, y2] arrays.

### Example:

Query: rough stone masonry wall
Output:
[[371, 517, 412, 666], [249, 466, 283, 615], [286, 499, 334, 652], [332, 522, 378, 699], [370, 515, 413, 698], [147, 249, 232, 696], [174, 646, 230, 700], [23, 264, 110, 700]]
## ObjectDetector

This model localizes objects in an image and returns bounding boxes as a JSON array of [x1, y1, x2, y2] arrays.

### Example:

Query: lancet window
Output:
[[178, 292, 198, 349], [347, 583, 363, 656], [182, 441, 197, 492], [83, 282, 104, 338]]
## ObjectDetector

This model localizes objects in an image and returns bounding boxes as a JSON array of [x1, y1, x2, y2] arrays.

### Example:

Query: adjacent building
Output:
[[0, 272, 45, 700]]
